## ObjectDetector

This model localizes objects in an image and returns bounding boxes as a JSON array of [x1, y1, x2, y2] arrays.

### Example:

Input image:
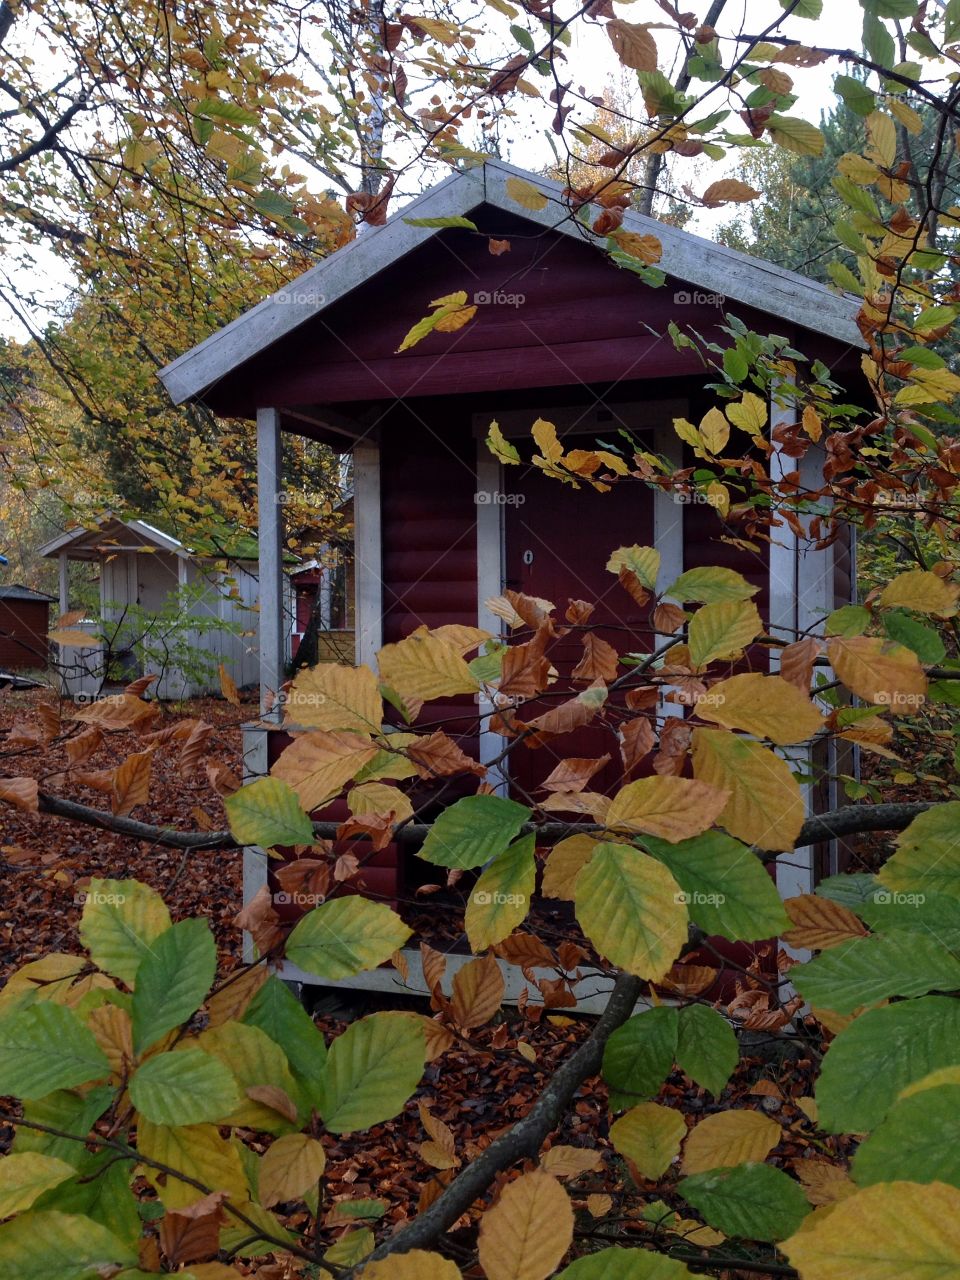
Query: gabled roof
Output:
[[37, 515, 260, 563], [159, 158, 862, 407]]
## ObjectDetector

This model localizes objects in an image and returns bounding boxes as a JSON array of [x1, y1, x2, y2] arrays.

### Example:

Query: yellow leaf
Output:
[[610, 1103, 686, 1179], [0, 1153, 75, 1217], [271, 730, 378, 810], [605, 776, 729, 843], [726, 392, 767, 435], [769, 115, 824, 156], [802, 403, 823, 441], [795, 1159, 857, 1207], [878, 569, 959, 617], [606, 19, 658, 70], [827, 636, 928, 710], [701, 179, 761, 207], [284, 663, 383, 733], [606, 545, 661, 590], [488, 420, 521, 465], [219, 663, 241, 707], [478, 1169, 573, 1280], [348, 782, 414, 822], [47, 628, 99, 647], [691, 728, 804, 852], [682, 1109, 781, 1174], [866, 111, 897, 168], [575, 843, 688, 981], [698, 407, 730, 455], [694, 673, 824, 744], [362, 1252, 462, 1279], [532, 417, 564, 463], [111, 749, 153, 817], [259, 1133, 326, 1208], [541, 834, 603, 899], [673, 416, 702, 450], [540, 1145, 603, 1177], [610, 230, 662, 263], [688, 601, 763, 668], [783, 1180, 960, 1279], [378, 631, 479, 712], [138, 1120, 249, 1210], [505, 176, 548, 211]]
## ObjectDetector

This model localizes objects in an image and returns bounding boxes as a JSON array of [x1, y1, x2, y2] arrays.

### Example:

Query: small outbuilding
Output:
[[160, 159, 862, 992], [0, 583, 55, 671], [38, 514, 284, 701]]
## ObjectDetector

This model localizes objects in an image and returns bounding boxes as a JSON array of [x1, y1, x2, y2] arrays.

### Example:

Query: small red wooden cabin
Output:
[[0, 584, 54, 671], [161, 160, 861, 986]]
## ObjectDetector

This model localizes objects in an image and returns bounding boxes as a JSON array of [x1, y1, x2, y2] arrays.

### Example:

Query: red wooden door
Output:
[[503, 463, 655, 802]]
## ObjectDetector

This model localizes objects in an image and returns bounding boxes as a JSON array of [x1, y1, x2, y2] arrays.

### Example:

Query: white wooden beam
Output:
[[57, 553, 69, 618], [257, 407, 285, 719], [476, 439, 508, 796], [353, 442, 383, 668]]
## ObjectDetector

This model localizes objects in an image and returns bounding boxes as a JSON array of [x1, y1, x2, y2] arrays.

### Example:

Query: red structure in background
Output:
[[0, 584, 54, 671]]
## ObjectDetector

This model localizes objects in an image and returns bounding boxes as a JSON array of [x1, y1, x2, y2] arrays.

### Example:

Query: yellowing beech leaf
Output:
[[349, 781, 414, 822], [878, 569, 960, 617], [270, 731, 378, 810], [542, 834, 603, 899], [782, 894, 868, 950], [611, 1103, 686, 1180], [783, 1180, 960, 1279], [606, 19, 657, 70], [137, 1119, 249, 1210], [701, 179, 761, 207], [726, 392, 767, 435], [451, 951, 504, 1029], [362, 1251, 462, 1279], [378, 631, 479, 710], [284, 663, 382, 733], [478, 1169, 574, 1280], [505, 175, 548, 211], [575, 843, 687, 981], [698, 407, 729, 455], [605, 776, 729, 843], [827, 636, 928, 709], [465, 834, 536, 951], [688, 601, 762, 668], [0, 1152, 75, 1217], [540, 1145, 603, 1177], [111, 748, 153, 816], [259, 1133, 327, 1208], [607, 544, 660, 590], [610, 230, 662, 264], [694, 673, 824, 744], [691, 728, 804, 852], [682, 1109, 781, 1174]]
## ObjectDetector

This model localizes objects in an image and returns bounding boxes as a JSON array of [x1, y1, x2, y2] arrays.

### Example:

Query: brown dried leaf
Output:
[[451, 952, 504, 1030], [111, 749, 153, 816], [541, 755, 610, 794], [782, 894, 868, 950]]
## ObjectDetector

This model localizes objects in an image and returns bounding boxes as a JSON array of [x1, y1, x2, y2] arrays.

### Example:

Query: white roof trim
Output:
[[39, 515, 187, 559], [159, 159, 862, 406]]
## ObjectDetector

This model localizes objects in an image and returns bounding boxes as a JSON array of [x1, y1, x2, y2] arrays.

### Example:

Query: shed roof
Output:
[[159, 158, 862, 411], [0, 583, 55, 602], [37, 515, 260, 563]]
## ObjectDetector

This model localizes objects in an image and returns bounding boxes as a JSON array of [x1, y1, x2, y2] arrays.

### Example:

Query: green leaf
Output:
[[883, 610, 946, 664], [321, 1012, 425, 1133], [243, 975, 327, 1109], [816, 871, 881, 911], [197, 1020, 301, 1133], [14, 1088, 114, 1168], [834, 74, 876, 116], [947, 0, 960, 43], [465, 834, 536, 950], [254, 189, 296, 220], [35, 1151, 141, 1248], [404, 215, 479, 230], [664, 566, 758, 605], [129, 1048, 240, 1125], [676, 1004, 739, 1096], [853, 1084, 960, 1188], [0, 1005, 110, 1099], [575, 844, 687, 982], [325, 1227, 375, 1267], [78, 878, 171, 987], [817, 996, 960, 1133], [766, 114, 824, 155], [641, 832, 789, 942], [793, 933, 960, 1015], [285, 896, 411, 980], [418, 794, 529, 869], [723, 347, 749, 384], [602, 1007, 679, 1111], [825, 604, 870, 637], [0, 1210, 137, 1278], [224, 777, 315, 849], [0, 1153, 75, 1218], [863, 11, 896, 66], [679, 1163, 809, 1241], [688, 600, 762, 667], [558, 1248, 696, 1278], [780, 0, 822, 14], [879, 804, 960, 902], [194, 97, 259, 126], [607, 545, 661, 590], [131, 919, 216, 1055]]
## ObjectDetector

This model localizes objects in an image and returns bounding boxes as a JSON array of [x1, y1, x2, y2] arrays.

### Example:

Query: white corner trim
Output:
[[353, 442, 383, 668], [476, 438, 508, 796], [257, 407, 285, 719]]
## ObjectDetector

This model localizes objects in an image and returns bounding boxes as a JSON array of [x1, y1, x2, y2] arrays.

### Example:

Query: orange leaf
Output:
[[451, 951, 504, 1030], [0, 777, 39, 812], [111, 749, 154, 816]]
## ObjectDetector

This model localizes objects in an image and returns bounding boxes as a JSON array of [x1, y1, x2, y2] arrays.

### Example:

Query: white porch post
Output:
[[257, 406, 285, 718], [653, 421, 685, 720], [476, 439, 508, 795], [353, 442, 383, 668], [57, 552, 69, 618]]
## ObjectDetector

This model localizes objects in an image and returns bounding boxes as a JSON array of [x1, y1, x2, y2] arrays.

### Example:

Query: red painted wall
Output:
[[0, 599, 50, 670]]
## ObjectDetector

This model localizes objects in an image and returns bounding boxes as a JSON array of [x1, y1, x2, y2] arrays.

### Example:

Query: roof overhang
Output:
[[38, 516, 187, 561], [159, 159, 863, 409]]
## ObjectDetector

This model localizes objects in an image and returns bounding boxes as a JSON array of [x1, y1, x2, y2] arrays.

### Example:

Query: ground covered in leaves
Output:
[[0, 689, 930, 1276]]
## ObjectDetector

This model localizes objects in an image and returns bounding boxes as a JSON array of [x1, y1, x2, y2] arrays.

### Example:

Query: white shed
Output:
[[39, 515, 290, 701]]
